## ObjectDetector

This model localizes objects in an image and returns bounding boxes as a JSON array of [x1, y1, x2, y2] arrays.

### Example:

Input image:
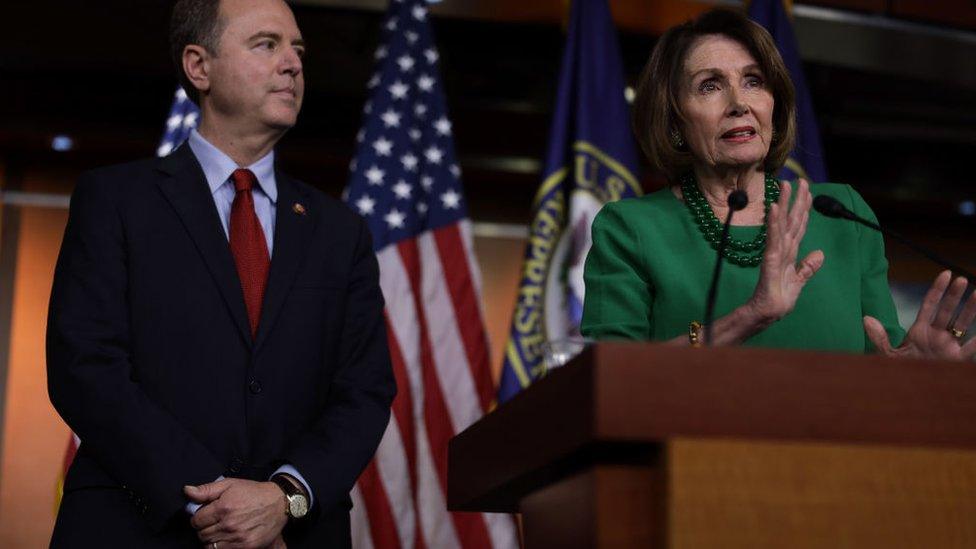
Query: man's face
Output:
[[205, 0, 305, 134]]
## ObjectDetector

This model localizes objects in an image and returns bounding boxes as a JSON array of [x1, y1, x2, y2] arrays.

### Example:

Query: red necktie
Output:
[[229, 168, 271, 338]]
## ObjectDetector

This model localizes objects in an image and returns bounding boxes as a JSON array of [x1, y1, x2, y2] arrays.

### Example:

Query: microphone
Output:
[[703, 190, 749, 345], [812, 195, 857, 221], [813, 194, 976, 284]]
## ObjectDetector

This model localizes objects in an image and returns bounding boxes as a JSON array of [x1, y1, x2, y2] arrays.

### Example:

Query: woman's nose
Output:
[[726, 88, 750, 117]]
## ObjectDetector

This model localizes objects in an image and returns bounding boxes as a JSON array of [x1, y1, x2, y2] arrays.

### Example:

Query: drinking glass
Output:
[[541, 337, 593, 373]]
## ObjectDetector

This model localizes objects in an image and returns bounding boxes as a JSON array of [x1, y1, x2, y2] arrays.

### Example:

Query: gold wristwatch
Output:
[[271, 474, 309, 520]]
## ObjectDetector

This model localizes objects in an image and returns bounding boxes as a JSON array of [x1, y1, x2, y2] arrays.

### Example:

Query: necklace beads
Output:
[[680, 172, 780, 267]]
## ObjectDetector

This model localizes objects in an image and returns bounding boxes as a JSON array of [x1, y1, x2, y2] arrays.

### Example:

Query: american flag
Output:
[[345, 0, 517, 548], [157, 87, 200, 157], [58, 3, 515, 544], [57, 86, 200, 509]]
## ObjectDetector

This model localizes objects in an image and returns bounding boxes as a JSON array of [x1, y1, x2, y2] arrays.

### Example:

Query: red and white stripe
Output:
[[353, 220, 518, 549]]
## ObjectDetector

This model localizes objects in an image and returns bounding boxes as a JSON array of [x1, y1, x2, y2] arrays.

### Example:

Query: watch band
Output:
[[271, 474, 308, 520]]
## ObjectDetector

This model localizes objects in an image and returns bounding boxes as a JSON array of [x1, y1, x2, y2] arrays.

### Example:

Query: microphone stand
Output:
[[813, 195, 976, 284], [704, 190, 748, 346]]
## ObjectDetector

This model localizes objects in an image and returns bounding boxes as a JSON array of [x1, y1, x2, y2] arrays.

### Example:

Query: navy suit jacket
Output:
[[47, 145, 395, 547]]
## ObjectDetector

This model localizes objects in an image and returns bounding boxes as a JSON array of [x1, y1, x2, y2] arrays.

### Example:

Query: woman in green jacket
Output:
[[581, 9, 976, 360]]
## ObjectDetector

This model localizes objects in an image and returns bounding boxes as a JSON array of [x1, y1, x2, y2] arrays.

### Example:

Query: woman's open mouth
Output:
[[721, 126, 757, 142]]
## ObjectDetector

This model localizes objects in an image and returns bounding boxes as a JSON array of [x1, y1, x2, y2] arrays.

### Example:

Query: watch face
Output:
[[288, 495, 309, 518]]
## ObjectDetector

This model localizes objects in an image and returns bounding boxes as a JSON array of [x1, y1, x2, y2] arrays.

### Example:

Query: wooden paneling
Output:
[[449, 343, 976, 512], [521, 464, 664, 548], [669, 438, 976, 548], [307, 0, 976, 33], [383, 0, 711, 34], [452, 342, 976, 546], [892, 0, 976, 29], [516, 440, 976, 548], [434, 0, 711, 34], [803, 0, 887, 12]]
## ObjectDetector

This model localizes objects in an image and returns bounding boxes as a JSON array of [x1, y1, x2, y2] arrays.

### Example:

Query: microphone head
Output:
[[727, 190, 749, 211], [813, 195, 853, 219]]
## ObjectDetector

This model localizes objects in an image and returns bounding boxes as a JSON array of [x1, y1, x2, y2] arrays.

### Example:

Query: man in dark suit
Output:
[[46, 0, 395, 546]]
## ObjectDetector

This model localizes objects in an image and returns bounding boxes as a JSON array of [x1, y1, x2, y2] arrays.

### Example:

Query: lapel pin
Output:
[[293, 202, 307, 215]]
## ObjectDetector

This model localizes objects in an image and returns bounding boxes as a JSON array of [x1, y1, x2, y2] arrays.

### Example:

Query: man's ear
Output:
[[182, 45, 212, 96]]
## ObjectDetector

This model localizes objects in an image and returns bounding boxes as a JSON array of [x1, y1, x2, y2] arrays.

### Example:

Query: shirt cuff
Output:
[[272, 464, 314, 508], [185, 475, 225, 515]]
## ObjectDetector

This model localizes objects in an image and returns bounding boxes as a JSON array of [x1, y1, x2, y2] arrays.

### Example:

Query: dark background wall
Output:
[[2, 0, 976, 238]]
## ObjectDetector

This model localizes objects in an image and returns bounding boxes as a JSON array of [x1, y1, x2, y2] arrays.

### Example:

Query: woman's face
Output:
[[677, 34, 774, 175]]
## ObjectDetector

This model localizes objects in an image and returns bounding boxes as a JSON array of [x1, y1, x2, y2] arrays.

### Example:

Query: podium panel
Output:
[[669, 438, 976, 548], [448, 343, 976, 547]]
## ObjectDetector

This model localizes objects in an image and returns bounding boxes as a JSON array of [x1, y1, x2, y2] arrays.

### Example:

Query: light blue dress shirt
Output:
[[184, 131, 314, 513], [187, 130, 277, 255]]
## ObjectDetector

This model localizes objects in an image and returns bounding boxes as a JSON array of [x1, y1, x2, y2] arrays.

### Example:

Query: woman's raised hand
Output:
[[747, 179, 825, 322], [865, 270, 976, 361]]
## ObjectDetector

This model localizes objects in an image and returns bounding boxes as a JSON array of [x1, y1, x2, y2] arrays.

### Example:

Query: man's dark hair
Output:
[[169, 0, 226, 105]]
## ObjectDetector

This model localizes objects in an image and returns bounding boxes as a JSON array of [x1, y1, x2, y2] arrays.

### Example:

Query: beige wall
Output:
[[0, 203, 69, 548], [473, 235, 527, 384]]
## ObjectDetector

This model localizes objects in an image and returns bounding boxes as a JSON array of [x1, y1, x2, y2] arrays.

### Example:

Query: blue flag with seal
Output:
[[748, 0, 827, 182], [497, 0, 641, 403]]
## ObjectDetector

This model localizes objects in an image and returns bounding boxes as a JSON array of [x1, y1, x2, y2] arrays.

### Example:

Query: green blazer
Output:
[[581, 183, 905, 352]]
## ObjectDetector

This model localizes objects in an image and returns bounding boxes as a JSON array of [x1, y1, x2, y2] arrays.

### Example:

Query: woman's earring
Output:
[[670, 129, 684, 149]]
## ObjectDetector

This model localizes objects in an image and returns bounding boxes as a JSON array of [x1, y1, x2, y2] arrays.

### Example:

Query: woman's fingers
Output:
[[863, 315, 895, 355], [765, 180, 816, 272], [795, 179, 812, 227], [951, 286, 976, 335], [915, 270, 952, 326], [764, 202, 782, 257], [778, 179, 792, 207], [781, 180, 804, 225], [932, 275, 967, 329], [777, 180, 812, 266], [796, 250, 824, 281], [764, 181, 790, 256], [777, 181, 792, 236], [780, 180, 809, 233], [787, 199, 811, 264]]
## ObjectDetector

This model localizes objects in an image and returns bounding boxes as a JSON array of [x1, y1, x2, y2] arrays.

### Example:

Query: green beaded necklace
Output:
[[680, 171, 780, 267]]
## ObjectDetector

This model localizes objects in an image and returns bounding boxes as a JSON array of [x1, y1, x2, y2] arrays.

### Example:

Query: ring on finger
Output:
[[949, 327, 966, 339]]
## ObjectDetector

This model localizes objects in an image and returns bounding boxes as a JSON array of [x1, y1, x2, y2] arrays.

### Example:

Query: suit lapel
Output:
[[254, 170, 314, 351], [155, 145, 253, 346]]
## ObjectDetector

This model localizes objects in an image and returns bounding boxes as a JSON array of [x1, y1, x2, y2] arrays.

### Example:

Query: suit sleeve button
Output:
[[248, 380, 262, 394], [229, 458, 244, 474]]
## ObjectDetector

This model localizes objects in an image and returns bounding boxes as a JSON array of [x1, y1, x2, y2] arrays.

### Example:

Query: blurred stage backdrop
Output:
[[1, 0, 976, 546]]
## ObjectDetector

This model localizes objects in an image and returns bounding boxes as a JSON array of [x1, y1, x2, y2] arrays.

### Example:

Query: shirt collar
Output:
[[187, 129, 278, 204]]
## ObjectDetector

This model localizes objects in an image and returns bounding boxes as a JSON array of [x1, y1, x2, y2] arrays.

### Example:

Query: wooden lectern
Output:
[[448, 343, 976, 548]]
